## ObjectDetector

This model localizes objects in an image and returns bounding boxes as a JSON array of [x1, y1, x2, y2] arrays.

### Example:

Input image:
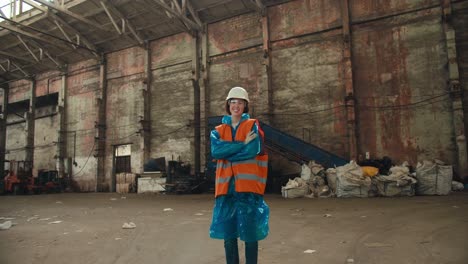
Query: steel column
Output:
[[261, 11, 273, 125], [442, 0, 467, 178], [200, 25, 210, 172], [95, 58, 107, 191], [140, 43, 152, 173], [193, 32, 201, 175], [26, 79, 36, 164], [57, 72, 67, 179], [0, 86, 8, 179], [341, 0, 358, 161]]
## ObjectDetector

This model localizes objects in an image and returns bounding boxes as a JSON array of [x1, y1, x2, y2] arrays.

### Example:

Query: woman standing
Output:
[[209, 86, 270, 264]]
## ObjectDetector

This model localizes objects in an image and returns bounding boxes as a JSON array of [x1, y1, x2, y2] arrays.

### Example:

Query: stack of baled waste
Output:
[[281, 161, 332, 198], [372, 162, 417, 197], [334, 161, 372, 198], [306, 161, 332, 198], [416, 160, 453, 195], [281, 177, 310, 198]]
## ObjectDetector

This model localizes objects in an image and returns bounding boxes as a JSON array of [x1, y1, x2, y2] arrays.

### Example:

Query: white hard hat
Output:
[[226, 87, 249, 102]]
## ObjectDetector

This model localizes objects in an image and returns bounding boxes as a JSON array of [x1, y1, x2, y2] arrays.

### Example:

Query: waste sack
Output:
[[336, 161, 371, 198], [416, 160, 452, 195], [372, 164, 417, 197], [326, 168, 337, 193], [300, 164, 312, 181], [282, 177, 310, 198]]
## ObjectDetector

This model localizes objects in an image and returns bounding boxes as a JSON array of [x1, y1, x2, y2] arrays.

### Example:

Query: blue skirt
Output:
[[209, 179, 270, 242]]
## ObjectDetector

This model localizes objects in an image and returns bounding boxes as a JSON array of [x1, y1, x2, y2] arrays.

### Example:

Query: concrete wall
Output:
[[5, 80, 29, 163], [453, 0, 468, 161], [3, 0, 467, 191], [352, 6, 454, 165], [105, 46, 146, 190], [150, 33, 194, 170], [66, 59, 100, 191]]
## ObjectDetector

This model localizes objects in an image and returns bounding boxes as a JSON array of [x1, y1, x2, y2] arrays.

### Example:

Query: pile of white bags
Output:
[[373, 164, 417, 197], [416, 160, 453, 195], [281, 177, 310, 198]]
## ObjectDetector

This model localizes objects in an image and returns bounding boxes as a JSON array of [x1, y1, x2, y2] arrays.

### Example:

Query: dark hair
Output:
[[225, 99, 249, 115]]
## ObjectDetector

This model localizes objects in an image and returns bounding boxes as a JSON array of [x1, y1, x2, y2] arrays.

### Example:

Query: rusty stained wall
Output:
[[350, 0, 440, 22], [105, 46, 145, 187], [352, 6, 455, 165], [453, 0, 468, 153], [209, 12, 263, 56], [150, 33, 195, 168], [7, 79, 30, 103], [5, 80, 30, 162], [66, 59, 100, 191], [32, 73, 61, 175], [5, 123, 27, 162], [269, 0, 342, 40], [269, 1, 347, 158], [33, 110, 58, 174], [208, 11, 267, 117]]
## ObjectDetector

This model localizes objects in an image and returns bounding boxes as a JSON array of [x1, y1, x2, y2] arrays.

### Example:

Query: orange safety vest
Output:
[[215, 119, 269, 197]]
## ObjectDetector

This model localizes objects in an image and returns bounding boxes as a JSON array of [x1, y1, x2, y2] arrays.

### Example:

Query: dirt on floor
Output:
[[0, 192, 467, 264]]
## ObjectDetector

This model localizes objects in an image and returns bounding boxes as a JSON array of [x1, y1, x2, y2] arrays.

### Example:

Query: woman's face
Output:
[[229, 98, 246, 118]]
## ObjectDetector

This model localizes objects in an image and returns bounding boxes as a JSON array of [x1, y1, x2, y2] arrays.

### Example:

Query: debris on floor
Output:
[[452, 181, 464, 191], [364, 242, 393, 248], [0, 221, 13, 230], [163, 208, 174, 212], [122, 222, 136, 229], [303, 249, 316, 254], [27, 216, 39, 222]]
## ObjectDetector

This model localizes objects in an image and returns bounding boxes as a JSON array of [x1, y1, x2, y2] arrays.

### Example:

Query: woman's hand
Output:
[[244, 131, 258, 145]]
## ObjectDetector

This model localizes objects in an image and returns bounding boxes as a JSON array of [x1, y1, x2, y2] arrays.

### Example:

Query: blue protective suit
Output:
[[209, 113, 270, 243]]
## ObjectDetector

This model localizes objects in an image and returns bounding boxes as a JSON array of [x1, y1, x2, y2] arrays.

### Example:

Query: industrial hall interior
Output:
[[0, 0, 468, 264]]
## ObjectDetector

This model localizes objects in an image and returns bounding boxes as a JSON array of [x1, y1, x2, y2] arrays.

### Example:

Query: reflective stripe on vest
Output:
[[214, 119, 268, 197]]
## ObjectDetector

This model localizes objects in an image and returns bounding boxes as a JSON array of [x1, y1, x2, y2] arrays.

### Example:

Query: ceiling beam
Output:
[[0, 22, 68, 49], [169, 0, 193, 31], [142, 0, 189, 33], [100, 1, 122, 35], [10, 61, 30, 77], [184, 0, 203, 28], [47, 13, 99, 56], [31, 0, 112, 33], [249, 0, 266, 14], [21, 38, 66, 70], [17, 35, 40, 62], [148, 0, 201, 31], [53, 19, 78, 50], [101, 0, 145, 45], [0, 48, 37, 65], [21, 0, 99, 55]]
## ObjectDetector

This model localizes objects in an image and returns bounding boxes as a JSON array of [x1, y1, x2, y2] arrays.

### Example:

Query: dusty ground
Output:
[[0, 192, 467, 264]]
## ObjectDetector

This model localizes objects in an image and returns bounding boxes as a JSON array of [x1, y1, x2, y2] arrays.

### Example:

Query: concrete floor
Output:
[[0, 192, 467, 264]]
